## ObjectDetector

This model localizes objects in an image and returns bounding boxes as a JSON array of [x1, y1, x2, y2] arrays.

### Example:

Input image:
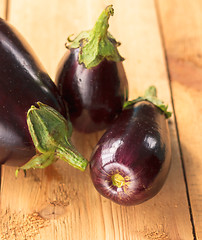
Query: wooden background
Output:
[[0, 0, 202, 239]]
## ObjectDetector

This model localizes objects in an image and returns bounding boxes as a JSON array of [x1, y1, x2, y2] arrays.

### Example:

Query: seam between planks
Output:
[[154, 0, 197, 239], [5, 0, 10, 20]]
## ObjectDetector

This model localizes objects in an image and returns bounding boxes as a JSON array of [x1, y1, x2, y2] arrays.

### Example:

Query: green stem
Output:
[[67, 5, 123, 69], [91, 5, 114, 39], [56, 143, 88, 171], [123, 86, 172, 119], [144, 86, 157, 98]]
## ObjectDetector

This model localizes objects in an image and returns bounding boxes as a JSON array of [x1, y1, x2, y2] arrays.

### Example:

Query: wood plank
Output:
[[0, 0, 194, 239], [0, 0, 7, 19], [156, 0, 202, 238]]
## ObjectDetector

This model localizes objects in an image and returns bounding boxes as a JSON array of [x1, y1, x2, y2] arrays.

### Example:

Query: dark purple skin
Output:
[[55, 48, 128, 133], [90, 101, 171, 206], [0, 18, 67, 166]]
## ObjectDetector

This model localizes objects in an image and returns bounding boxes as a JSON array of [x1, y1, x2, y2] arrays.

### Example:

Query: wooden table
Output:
[[0, 0, 201, 239]]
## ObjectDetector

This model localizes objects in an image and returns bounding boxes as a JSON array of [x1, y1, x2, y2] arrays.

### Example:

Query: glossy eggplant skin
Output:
[[90, 101, 171, 206], [55, 48, 128, 133], [0, 18, 67, 166]]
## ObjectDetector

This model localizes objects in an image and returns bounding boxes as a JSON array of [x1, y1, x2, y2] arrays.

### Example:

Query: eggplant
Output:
[[0, 18, 87, 172], [90, 86, 172, 206], [55, 5, 128, 133]]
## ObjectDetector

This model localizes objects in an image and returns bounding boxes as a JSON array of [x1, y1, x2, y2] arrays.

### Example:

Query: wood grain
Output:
[[0, 0, 196, 239], [0, 0, 7, 18], [156, 0, 202, 239]]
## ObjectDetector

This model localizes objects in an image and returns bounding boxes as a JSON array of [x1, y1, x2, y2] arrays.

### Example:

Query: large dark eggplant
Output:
[[0, 18, 87, 172], [55, 5, 128, 133], [90, 86, 172, 205]]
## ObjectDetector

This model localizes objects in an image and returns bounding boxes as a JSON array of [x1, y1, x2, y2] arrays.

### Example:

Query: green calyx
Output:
[[123, 86, 172, 119], [16, 102, 88, 176], [66, 5, 124, 69]]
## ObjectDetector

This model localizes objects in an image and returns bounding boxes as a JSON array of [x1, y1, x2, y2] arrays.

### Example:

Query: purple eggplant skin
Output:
[[0, 18, 67, 166], [90, 101, 171, 206], [55, 48, 128, 133]]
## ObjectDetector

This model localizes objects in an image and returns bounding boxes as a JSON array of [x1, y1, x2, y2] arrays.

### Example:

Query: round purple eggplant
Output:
[[0, 18, 87, 172], [55, 5, 128, 133], [90, 86, 172, 206]]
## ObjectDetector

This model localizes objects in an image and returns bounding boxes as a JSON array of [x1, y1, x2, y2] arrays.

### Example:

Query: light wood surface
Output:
[[0, 0, 200, 239], [0, 0, 6, 18], [157, 0, 202, 239]]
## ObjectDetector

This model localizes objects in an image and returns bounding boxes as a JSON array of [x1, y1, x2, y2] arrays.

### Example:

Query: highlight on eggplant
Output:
[[55, 5, 128, 133], [90, 86, 172, 206], [0, 18, 67, 169]]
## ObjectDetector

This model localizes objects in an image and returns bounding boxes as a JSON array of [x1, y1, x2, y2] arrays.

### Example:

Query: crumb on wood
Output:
[[0, 210, 50, 240], [144, 231, 169, 240]]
